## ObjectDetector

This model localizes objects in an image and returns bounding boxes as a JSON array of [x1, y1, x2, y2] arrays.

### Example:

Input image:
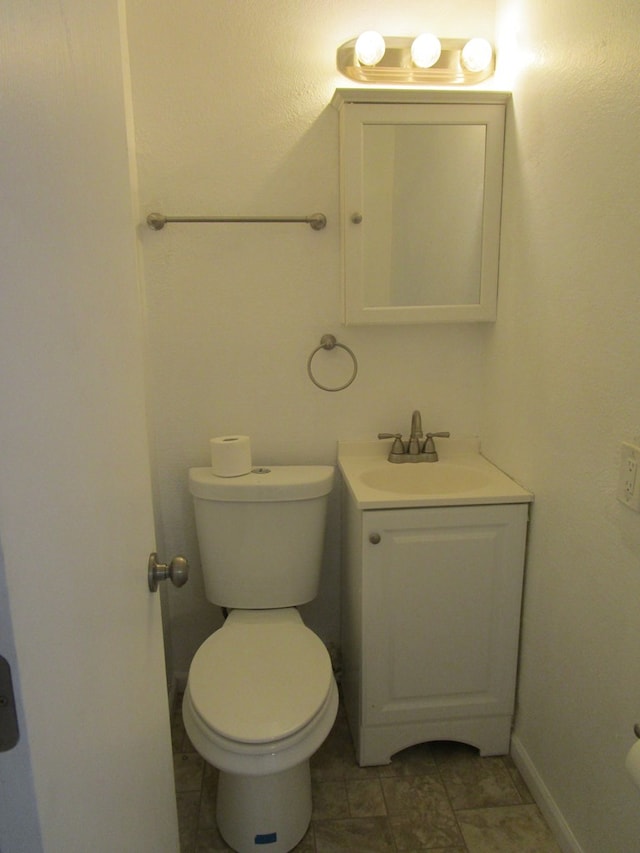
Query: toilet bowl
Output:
[[182, 608, 338, 851]]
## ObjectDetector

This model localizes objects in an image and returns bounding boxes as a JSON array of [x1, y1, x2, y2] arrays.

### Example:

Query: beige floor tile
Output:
[[456, 803, 562, 853], [502, 755, 534, 804], [381, 771, 450, 816], [346, 778, 387, 817], [293, 825, 316, 851], [396, 847, 466, 853], [310, 731, 353, 781], [194, 825, 231, 852], [172, 713, 197, 754], [436, 750, 522, 810], [314, 817, 396, 852], [171, 718, 187, 752], [176, 790, 201, 853], [382, 774, 464, 849], [174, 752, 205, 793], [389, 812, 465, 850], [312, 779, 350, 820], [197, 763, 219, 830], [311, 713, 378, 781]]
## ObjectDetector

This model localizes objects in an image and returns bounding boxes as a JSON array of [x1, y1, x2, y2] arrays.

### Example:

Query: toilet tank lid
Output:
[[189, 465, 334, 502]]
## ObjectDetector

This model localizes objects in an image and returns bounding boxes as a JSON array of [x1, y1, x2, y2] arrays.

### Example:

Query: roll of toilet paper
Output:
[[625, 739, 640, 790], [210, 435, 252, 477]]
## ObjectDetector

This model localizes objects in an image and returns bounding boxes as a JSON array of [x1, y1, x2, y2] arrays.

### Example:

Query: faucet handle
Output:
[[422, 431, 450, 459], [378, 433, 406, 456]]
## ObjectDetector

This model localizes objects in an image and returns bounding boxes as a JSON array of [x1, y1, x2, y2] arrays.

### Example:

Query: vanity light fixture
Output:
[[410, 33, 442, 69], [337, 33, 495, 85], [354, 30, 386, 66], [460, 37, 494, 73]]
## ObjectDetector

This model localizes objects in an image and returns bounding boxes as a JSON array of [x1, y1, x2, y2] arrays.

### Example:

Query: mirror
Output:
[[333, 90, 508, 324]]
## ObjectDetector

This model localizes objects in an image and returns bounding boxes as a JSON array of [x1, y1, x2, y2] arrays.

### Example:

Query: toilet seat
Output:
[[183, 608, 339, 777], [187, 608, 334, 744]]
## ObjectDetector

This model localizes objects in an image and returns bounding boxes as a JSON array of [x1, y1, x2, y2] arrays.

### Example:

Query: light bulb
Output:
[[411, 33, 442, 69], [461, 38, 493, 73], [355, 31, 386, 66]]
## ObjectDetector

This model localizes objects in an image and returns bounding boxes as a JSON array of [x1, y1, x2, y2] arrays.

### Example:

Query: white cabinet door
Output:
[[361, 505, 528, 727]]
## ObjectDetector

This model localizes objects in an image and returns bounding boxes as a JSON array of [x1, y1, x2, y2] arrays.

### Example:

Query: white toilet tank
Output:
[[188, 465, 334, 608]]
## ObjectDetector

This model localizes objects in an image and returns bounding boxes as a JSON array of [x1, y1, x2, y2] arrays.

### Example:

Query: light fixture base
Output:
[[337, 36, 495, 86]]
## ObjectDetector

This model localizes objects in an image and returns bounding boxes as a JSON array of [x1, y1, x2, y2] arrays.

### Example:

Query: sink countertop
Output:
[[338, 438, 533, 509]]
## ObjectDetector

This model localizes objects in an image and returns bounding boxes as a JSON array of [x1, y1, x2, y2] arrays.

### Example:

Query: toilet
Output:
[[183, 464, 338, 853]]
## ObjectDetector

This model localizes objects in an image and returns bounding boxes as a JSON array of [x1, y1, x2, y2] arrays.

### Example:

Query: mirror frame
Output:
[[332, 88, 509, 324]]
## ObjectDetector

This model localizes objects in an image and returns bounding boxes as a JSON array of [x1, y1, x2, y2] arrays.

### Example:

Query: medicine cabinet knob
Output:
[[351, 212, 363, 224], [369, 533, 381, 545]]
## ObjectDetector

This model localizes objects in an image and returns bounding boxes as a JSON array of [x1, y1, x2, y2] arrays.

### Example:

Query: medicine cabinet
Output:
[[332, 89, 509, 324]]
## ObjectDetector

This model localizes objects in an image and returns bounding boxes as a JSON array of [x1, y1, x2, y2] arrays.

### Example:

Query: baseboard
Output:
[[510, 734, 585, 853]]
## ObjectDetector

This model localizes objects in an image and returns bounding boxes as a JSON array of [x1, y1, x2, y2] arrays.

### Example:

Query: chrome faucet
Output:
[[378, 409, 450, 463]]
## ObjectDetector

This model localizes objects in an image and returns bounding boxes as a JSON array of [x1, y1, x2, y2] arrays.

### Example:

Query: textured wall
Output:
[[126, 1, 640, 845], [485, 1, 640, 850], [126, 0, 496, 675]]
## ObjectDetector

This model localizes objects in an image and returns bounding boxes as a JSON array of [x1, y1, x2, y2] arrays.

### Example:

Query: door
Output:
[[0, 2, 179, 850]]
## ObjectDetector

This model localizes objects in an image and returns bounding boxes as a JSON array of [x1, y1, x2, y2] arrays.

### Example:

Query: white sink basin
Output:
[[359, 462, 489, 495], [338, 439, 533, 509]]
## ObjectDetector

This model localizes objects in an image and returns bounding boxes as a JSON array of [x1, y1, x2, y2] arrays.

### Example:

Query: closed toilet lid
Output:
[[187, 610, 334, 744]]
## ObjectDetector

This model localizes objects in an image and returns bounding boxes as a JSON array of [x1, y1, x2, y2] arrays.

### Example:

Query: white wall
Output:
[[485, 1, 640, 850], [126, 0, 496, 675], [127, 1, 640, 847]]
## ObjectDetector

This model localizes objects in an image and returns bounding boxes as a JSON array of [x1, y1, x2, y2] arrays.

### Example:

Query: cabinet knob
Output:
[[369, 533, 381, 545]]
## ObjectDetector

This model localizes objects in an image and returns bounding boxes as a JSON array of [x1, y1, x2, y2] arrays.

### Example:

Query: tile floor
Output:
[[172, 695, 561, 853]]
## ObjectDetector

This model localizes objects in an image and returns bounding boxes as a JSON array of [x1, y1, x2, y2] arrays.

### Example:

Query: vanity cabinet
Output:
[[341, 495, 529, 765]]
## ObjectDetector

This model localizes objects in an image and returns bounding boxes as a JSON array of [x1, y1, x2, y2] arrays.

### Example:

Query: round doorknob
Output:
[[148, 552, 189, 592], [369, 533, 381, 545]]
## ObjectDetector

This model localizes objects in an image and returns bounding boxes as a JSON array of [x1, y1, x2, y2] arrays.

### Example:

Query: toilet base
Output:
[[216, 760, 311, 853]]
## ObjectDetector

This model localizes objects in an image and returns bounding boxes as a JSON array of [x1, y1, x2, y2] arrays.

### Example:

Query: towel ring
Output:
[[307, 334, 358, 392]]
